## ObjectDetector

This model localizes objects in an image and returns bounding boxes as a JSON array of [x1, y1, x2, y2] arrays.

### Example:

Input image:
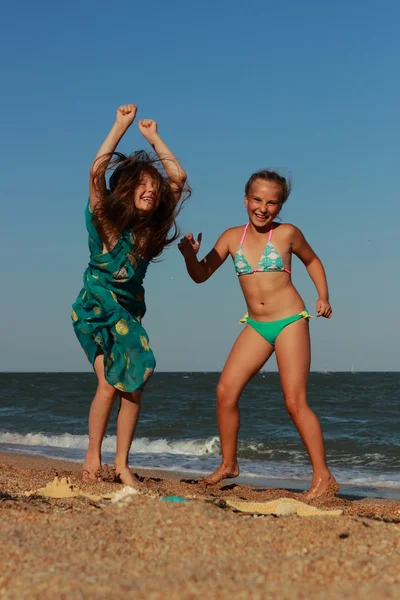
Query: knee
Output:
[[284, 394, 307, 419], [216, 380, 237, 409], [97, 380, 118, 402]]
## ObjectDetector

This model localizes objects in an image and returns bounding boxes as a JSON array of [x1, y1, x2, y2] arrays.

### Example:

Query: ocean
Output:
[[1, 372, 399, 498]]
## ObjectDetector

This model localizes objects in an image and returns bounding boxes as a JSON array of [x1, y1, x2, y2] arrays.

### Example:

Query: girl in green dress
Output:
[[72, 104, 189, 484]]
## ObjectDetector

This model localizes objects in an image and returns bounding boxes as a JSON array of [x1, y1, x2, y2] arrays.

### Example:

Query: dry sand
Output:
[[0, 453, 399, 599]]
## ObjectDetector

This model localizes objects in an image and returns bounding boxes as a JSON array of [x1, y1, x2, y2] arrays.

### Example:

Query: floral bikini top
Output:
[[234, 223, 291, 276]]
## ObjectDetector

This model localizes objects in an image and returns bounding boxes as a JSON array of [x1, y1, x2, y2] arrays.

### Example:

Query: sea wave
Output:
[[0, 432, 221, 456], [0, 431, 398, 469]]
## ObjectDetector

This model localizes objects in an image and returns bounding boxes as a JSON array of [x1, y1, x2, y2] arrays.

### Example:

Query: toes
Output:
[[82, 470, 102, 483]]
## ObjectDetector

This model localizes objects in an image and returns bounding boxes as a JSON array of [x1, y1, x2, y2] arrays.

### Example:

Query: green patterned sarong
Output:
[[71, 201, 156, 392]]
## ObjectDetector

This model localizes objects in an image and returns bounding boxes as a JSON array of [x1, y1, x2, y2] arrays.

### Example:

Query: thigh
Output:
[[119, 390, 142, 406], [219, 325, 275, 395], [275, 318, 310, 397], [94, 353, 118, 396]]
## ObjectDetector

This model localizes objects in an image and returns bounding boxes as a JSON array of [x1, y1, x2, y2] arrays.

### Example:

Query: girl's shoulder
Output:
[[219, 225, 247, 248], [224, 225, 247, 236], [274, 222, 302, 239]]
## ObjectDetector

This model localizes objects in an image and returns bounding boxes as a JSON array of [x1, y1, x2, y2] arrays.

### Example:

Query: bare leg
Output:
[[83, 354, 118, 482], [114, 390, 142, 486], [275, 318, 338, 498], [202, 326, 274, 485]]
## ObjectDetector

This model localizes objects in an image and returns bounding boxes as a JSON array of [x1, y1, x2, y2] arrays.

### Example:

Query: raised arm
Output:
[[89, 104, 137, 210], [291, 227, 332, 318], [178, 230, 231, 283], [138, 119, 187, 202]]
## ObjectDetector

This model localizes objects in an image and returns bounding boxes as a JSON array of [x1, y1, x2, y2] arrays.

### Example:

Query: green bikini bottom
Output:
[[241, 310, 312, 346]]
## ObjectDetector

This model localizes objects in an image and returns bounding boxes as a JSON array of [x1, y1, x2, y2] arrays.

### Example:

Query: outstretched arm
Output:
[[138, 119, 187, 202], [90, 104, 137, 210], [178, 231, 230, 283], [291, 227, 332, 318]]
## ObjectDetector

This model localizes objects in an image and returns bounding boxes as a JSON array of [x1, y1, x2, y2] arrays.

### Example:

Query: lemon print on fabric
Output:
[[140, 336, 150, 351], [116, 319, 129, 335], [110, 291, 118, 302], [143, 368, 154, 383], [115, 382, 128, 392], [124, 354, 131, 371], [92, 273, 99, 280], [106, 354, 114, 369], [82, 291, 87, 300], [93, 306, 101, 315], [71, 309, 78, 322], [98, 263, 109, 269], [113, 266, 129, 282]]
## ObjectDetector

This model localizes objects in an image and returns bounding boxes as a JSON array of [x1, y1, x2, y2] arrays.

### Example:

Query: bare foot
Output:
[[305, 475, 340, 499], [82, 462, 102, 483], [100, 464, 116, 483], [200, 463, 240, 486], [114, 464, 141, 486]]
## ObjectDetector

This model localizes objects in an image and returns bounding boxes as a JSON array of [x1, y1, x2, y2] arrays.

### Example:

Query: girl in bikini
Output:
[[72, 104, 189, 484], [178, 170, 337, 498]]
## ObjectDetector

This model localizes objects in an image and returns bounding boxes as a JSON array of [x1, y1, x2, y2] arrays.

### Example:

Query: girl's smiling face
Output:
[[245, 178, 282, 228], [133, 172, 160, 214]]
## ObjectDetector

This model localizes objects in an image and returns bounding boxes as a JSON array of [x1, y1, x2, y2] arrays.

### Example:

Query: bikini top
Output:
[[234, 223, 291, 276]]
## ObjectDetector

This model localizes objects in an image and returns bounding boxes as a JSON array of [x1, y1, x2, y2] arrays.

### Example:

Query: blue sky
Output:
[[1, 0, 399, 372]]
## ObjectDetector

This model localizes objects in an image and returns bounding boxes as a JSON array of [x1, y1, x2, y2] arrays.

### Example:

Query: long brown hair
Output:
[[91, 151, 191, 261]]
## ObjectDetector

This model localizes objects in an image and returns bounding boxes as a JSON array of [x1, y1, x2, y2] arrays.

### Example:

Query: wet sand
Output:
[[1, 453, 399, 599]]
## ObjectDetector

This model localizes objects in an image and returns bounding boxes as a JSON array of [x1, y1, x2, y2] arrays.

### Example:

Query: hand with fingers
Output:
[[316, 298, 332, 318], [116, 104, 138, 130], [178, 232, 202, 259], [138, 119, 158, 142]]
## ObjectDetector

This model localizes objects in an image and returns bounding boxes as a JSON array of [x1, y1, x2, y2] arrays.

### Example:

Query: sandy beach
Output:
[[0, 453, 399, 599]]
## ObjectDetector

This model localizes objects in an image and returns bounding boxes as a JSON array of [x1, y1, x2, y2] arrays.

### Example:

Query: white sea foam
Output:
[[0, 432, 221, 456]]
